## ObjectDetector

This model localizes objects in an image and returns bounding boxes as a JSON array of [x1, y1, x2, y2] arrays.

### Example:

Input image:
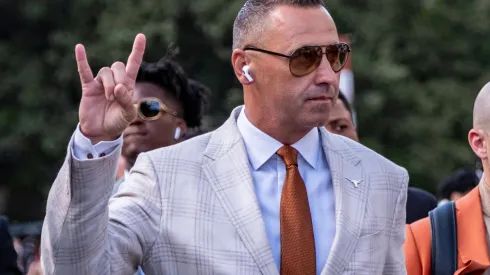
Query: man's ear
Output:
[[469, 128, 487, 160], [231, 49, 252, 85]]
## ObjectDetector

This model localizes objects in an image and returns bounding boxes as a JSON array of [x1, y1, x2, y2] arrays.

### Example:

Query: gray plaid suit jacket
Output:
[[41, 106, 408, 275]]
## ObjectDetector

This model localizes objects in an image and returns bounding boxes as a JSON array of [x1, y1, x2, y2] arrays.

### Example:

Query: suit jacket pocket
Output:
[[348, 230, 386, 274], [354, 228, 384, 253]]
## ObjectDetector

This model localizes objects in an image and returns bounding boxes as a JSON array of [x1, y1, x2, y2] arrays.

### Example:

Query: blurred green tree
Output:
[[328, 0, 490, 193], [0, 0, 489, 220]]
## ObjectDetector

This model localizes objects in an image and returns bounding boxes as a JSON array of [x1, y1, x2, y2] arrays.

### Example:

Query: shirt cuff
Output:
[[72, 124, 123, 160]]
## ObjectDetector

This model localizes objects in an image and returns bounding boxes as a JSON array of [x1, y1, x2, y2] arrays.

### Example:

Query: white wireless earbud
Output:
[[242, 65, 254, 82], [174, 127, 181, 140]]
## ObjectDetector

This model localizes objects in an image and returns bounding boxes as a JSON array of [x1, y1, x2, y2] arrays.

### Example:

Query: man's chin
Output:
[[302, 115, 329, 128], [122, 146, 140, 167]]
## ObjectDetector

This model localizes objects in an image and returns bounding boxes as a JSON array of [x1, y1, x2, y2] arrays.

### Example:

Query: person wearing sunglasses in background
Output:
[[112, 59, 209, 275], [111, 58, 209, 195], [41, 0, 408, 274]]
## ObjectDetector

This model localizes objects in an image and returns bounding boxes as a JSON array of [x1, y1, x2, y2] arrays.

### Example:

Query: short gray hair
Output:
[[232, 0, 326, 50]]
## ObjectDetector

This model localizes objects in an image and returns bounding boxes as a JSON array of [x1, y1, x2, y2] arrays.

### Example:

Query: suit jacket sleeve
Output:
[[41, 135, 162, 275], [383, 168, 409, 274], [0, 217, 22, 275]]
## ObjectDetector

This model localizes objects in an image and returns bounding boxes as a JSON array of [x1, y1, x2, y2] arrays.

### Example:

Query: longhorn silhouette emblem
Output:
[[345, 177, 363, 188]]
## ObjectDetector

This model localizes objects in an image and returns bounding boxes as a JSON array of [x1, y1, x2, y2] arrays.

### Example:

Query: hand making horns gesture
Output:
[[76, 34, 146, 144]]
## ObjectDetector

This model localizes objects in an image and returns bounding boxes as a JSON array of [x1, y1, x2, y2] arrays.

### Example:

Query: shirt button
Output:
[[100, 153, 106, 157], [87, 153, 93, 159]]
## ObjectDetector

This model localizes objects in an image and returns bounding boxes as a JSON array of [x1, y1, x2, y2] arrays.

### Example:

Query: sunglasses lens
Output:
[[139, 100, 161, 119], [326, 43, 349, 72], [289, 46, 322, 77]]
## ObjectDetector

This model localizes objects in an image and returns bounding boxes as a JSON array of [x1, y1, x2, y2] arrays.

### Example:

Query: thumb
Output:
[[114, 84, 136, 122]]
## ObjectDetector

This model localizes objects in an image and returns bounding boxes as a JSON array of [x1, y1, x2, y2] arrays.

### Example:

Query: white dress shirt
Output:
[[72, 124, 122, 160], [72, 108, 336, 274]]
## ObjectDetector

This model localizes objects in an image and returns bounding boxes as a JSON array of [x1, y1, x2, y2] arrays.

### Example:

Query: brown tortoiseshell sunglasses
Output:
[[244, 43, 350, 77]]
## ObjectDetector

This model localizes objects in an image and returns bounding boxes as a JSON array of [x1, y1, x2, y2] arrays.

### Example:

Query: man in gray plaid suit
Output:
[[41, 0, 408, 274]]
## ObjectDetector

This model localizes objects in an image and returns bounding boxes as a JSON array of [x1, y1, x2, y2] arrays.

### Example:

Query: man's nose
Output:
[[313, 56, 339, 87], [130, 112, 144, 125], [130, 104, 143, 124]]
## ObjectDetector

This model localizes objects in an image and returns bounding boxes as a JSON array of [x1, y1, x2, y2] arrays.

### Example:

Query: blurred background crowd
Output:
[[1, 0, 490, 274]]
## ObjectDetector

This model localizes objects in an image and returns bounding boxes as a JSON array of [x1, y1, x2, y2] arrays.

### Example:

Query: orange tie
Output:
[[277, 145, 316, 275]]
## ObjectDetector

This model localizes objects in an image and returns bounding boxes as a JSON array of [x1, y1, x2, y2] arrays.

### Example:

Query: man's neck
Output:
[[243, 107, 312, 145]]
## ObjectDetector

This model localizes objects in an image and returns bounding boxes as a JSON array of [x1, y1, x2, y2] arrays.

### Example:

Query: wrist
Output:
[[79, 128, 120, 145], [88, 136, 120, 145]]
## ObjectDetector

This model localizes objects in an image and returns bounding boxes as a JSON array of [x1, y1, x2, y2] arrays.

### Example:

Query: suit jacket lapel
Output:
[[202, 106, 278, 275], [320, 129, 368, 275]]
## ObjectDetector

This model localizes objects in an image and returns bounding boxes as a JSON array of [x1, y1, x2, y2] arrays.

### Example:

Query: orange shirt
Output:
[[404, 187, 490, 274]]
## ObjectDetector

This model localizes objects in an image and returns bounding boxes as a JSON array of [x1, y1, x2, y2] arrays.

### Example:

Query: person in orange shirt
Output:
[[404, 82, 490, 275]]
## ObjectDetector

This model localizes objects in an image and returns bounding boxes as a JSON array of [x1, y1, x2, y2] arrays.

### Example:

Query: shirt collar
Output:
[[236, 107, 321, 170]]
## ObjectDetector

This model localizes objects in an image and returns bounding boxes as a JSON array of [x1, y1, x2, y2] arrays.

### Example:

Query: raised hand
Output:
[[76, 34, 146, 144]]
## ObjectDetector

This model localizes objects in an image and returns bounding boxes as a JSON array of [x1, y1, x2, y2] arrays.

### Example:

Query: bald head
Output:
[[470, 82, 490, 184], [473, 82, 490, 130]]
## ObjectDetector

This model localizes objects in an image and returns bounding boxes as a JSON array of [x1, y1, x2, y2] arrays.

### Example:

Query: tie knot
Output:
[[277, 145, 298, 166]]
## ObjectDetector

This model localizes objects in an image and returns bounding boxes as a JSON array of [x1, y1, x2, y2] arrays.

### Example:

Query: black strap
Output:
[[429, 201, 458, 275]]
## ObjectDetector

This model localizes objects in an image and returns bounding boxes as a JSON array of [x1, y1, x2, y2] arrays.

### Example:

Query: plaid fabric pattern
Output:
[[41, 106, 408, 275]]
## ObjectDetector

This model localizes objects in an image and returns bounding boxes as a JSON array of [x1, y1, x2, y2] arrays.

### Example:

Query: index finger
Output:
[[126, 33, 146, 83], [75, 44, 94, 84]]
